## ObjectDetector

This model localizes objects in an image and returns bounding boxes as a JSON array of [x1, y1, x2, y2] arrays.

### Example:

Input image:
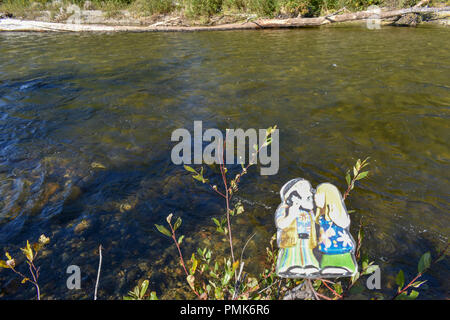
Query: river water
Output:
[[0, 26, 449, 299]]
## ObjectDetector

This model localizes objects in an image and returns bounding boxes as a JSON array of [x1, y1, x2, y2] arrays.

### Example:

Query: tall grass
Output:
[[184, 0, 223, 17], [129, 0, 174, 15]]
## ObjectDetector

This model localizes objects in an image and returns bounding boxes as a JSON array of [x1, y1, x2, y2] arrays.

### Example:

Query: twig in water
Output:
[[306, 279, 320, 300], [240, 232, 256, 263], [94, 244, 102, 300], [258, 279, 281, 295], [282, 281, 305, 300], [276, 278, 283, 299], [320, 278, 342, 299], [232, 232, 257, 298], [232, 261, 245, 300], [324, 7, 347, 21]]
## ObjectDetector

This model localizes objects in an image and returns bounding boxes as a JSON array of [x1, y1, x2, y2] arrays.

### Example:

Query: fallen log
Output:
[[0, 6, 449, 32]]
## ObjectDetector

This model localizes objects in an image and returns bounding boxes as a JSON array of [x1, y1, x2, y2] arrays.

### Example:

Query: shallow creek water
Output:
[[0, 26, 449, 299]]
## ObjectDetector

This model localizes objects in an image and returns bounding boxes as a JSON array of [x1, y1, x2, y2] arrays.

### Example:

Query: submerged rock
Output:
[[74, 219, 90, 234], [91, 162, 106, 169], [65, 185, 82, 203], [44, 182, 60, 200]]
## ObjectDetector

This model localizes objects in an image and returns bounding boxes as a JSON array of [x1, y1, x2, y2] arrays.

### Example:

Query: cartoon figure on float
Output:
[[275, 178, 319, 277], [275, 179, 357, 279], [314, 183, 357, 276]]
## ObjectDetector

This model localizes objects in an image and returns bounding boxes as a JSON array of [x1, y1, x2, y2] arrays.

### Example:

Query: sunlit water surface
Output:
[[0, 26, 449, 299]]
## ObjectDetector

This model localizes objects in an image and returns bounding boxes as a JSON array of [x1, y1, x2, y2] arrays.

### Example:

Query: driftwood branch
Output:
[[94, 244, 102, 300], [414, 0, 430, 8], [0, 7, 449, 32]]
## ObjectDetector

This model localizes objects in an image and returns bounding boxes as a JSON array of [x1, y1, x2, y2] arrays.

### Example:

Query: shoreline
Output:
[[1, 6, 449, 32]]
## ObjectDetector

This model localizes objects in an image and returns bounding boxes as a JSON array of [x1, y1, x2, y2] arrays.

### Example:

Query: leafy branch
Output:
[[393, 243, 448, 300], [0, 234, 50, 300], [123, 280, 158, 300], [184, 126, 277, 266], [343, 157, 370, 200]]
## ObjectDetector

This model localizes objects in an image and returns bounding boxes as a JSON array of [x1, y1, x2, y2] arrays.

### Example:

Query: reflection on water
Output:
[[0, 26, 449, 299]]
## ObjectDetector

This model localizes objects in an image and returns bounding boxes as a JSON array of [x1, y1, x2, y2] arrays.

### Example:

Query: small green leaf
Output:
[[356, 171, 369, 180], [184, 165, 197, 173], [178, 235, 185, 245], [174, 217, 182, 231], [409, 290, 419, 299], [215, 286, 224, 299], [149, 291, 158, 300], [333, 282, 343, 295], [361, 253, 369, 270], [418, 252, 431, 273], [396, 270, 404, 288], [140, 280, 149, 298], [345, 173, 351, 186], [411, 280, 427, 288], [364, 264, 379, 275], [397, 290, 419, 300], [222, 271, 232, 286], [155, 224, 171, 237], [358, 227, 364, 242], [212, 218, 220, 227], [356, 159, 361, 171], [190, 254, 198, 275]]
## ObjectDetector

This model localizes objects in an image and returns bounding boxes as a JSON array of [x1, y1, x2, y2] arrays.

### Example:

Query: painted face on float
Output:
[[285, 180, 314, 211]]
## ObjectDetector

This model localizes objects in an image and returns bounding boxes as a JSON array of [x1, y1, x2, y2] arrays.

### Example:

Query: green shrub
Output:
[[276, 0, 311, 17], [184, 0, 223, 17], [351, 0, 383, 10], [222, 0, 247, 11], [131, 0, 175, 15], [246, 0, 276, 16]]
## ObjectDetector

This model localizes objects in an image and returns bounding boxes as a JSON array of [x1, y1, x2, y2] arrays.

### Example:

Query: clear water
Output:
[[0, 26, 449, 299]]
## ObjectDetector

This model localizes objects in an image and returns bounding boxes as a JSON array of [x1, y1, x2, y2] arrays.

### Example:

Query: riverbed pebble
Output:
[[74, 219, 90, 234]]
